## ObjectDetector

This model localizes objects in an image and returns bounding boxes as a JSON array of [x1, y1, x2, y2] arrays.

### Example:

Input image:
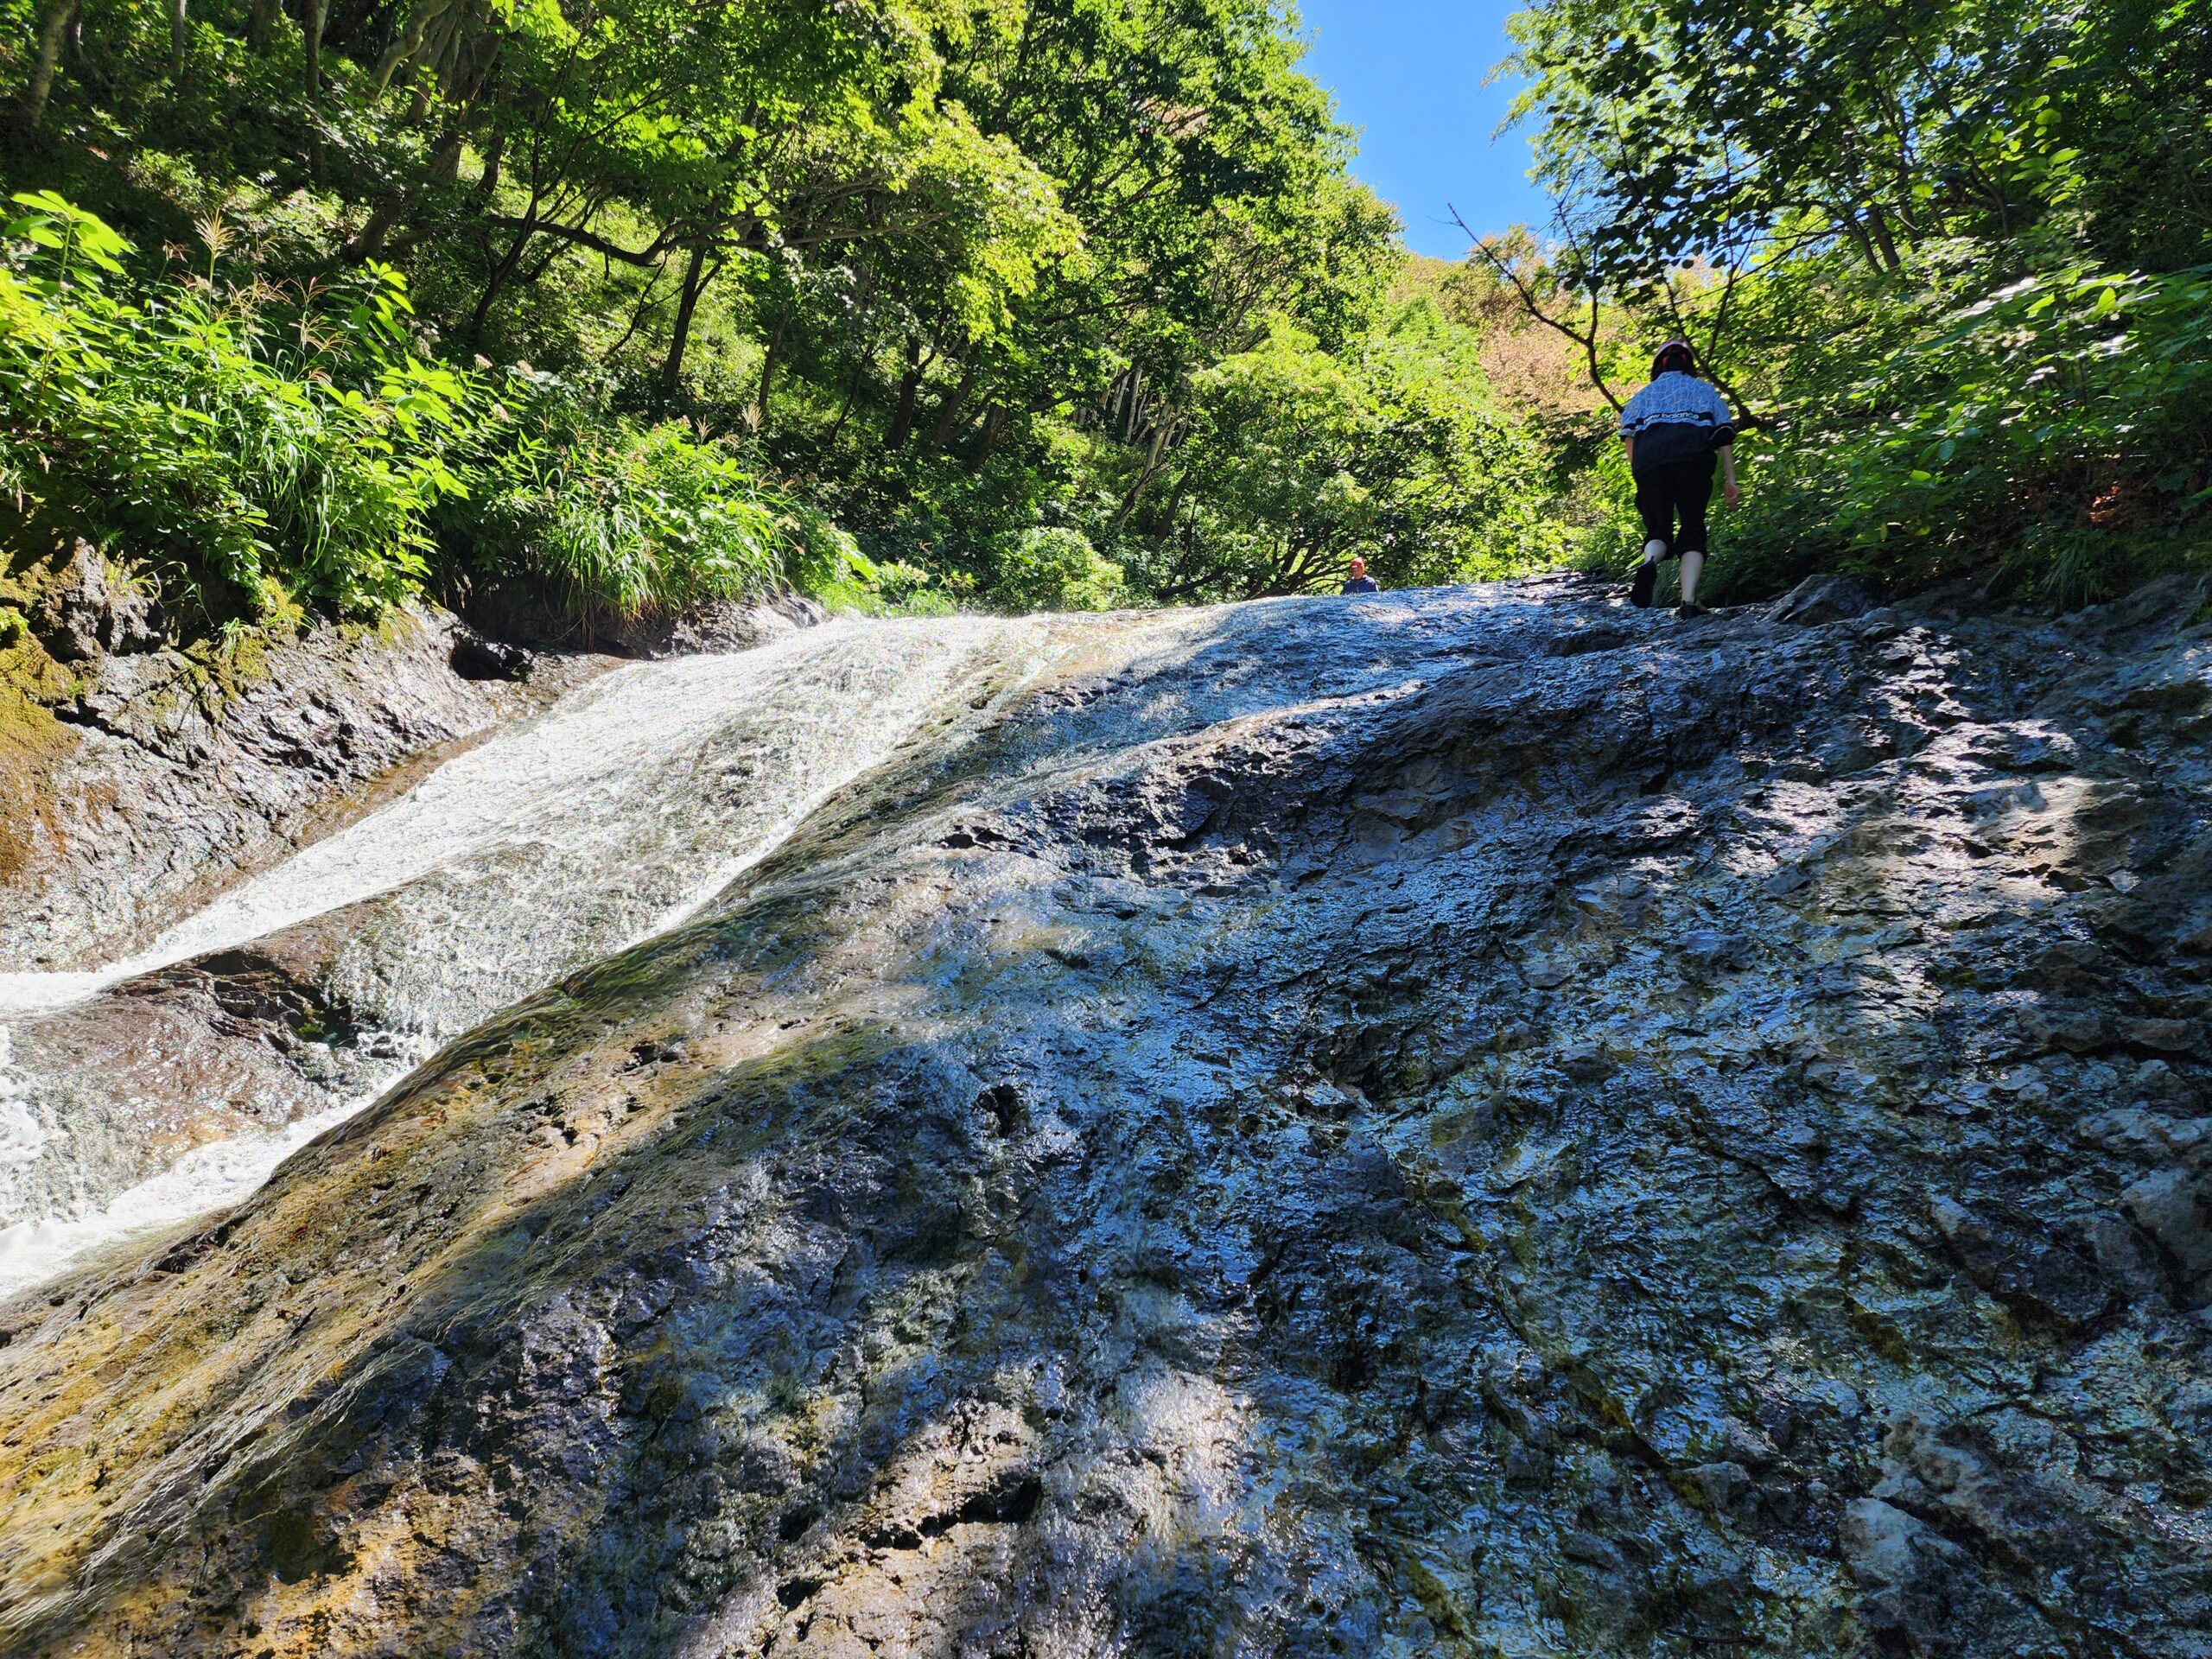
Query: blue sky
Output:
[[1295, 0, 1551, 258]]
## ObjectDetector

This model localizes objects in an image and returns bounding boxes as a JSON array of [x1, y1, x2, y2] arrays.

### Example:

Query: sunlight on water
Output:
[[0, 616, 1058, 1294]]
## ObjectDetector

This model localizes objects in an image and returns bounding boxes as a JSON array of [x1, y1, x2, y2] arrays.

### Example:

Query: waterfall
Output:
[[0, 616, 1065, 1293]]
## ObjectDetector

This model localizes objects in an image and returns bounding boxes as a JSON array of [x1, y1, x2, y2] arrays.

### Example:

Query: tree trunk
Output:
[[474, 124, 505, 200], [1144, 470, 1189, 540], [303, 0, 327, 99], [827, 358, 867, 448], [927, 359, 978, 448], [348, 205, 394, 261], [168, 0, 188, 82], [750, 313, 787, 434], [1838, 212, 1879, 274], [1114, 419, 1174, 528], [884, 338, 925, 449], [660, 243, 710, 398], [467, 218, 534, 350], [1866, 203, 1903, 271], [302, 0, 329, 181], [246, 0, 279, 50], [428, 125, 464, 186], [976, 404, 1008, 462], [20, 0, 78, 143]]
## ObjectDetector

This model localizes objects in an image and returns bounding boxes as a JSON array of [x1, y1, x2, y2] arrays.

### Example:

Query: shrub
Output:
[[0, 194, 868, 634], [0, 192, 471, 620], [990, 526, 1127, 613], [452, 401, 791, 625], [1729, 259, 2212, 604]]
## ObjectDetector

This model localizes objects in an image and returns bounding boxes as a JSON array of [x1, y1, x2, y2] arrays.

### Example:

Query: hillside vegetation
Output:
[[1, 0, 2206, 655], [1501, 0, 2212, 605], [0, 0, 1581, 647]]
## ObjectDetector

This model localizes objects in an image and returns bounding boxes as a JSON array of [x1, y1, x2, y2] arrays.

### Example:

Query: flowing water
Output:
[[4, 580, 2209, 1656], [0, 615, 1061, 1293]]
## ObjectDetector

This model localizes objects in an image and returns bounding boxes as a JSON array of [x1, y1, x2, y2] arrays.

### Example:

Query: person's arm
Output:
[[1709, 385, 1739, 506], [1623, 433, 1636, 467]]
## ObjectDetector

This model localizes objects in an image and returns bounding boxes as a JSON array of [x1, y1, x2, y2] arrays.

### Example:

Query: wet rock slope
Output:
[[1, 575, 2209, 1657], [0, 618, 1045, 1289]]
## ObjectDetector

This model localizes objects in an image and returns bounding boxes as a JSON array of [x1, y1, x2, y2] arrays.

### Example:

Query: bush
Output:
[[0, 191, 471, 619], [1729, 257, 2212, 605], [449, 399, 802, 626], [1151, 311, 1569, 600], [990, 526, 1127, 613], [0, 194, 866, 635]]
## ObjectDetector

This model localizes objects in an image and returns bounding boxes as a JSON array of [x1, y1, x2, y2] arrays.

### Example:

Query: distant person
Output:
[[1341, 556, 1379, 595], [1618, 339, 1740, 617]]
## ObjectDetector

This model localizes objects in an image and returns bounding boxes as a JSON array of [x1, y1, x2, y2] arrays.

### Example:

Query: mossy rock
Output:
[[0, 650, 72, 887]]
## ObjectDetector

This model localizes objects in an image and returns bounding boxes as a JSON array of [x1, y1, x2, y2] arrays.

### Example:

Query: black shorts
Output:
[[1633, 454, 1715, 558]]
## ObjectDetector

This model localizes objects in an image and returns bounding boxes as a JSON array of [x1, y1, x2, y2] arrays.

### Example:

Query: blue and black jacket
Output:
[[1619, 372, 1737, 469]]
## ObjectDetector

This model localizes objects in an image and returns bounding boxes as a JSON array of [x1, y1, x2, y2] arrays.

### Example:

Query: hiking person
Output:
[[1619, 339, 1740, 617], [1341, 556, 1379, 594]]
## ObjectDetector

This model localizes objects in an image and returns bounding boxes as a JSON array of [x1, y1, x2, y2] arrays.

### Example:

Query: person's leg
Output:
[[1633, 469, 1674, 558], [1630, 468, 1671, 607], [1678, 550, 1705, 607], [1673, 460, 1715, 610]]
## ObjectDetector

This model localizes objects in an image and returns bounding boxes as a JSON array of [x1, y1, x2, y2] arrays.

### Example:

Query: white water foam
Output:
[[0, 615, 1055, 1295], [0, 1092, 385, 1298]]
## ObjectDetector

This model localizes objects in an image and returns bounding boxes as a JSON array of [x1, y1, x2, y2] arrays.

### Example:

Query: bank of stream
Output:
[[0, 574, 2208, 1656]]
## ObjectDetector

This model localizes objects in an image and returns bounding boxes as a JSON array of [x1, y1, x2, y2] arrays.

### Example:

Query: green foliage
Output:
[[453, 406, 796, 626], [1132, 307, 1567, 598], [0, 196, 846, 628], [991, 525, 1125, 612], [1732, 258, 2212, 605], [3, 1, 1592, 631], [836, 556, 968, 616], [0, 191, 469, 617], [1506, 0, 2212, 605]]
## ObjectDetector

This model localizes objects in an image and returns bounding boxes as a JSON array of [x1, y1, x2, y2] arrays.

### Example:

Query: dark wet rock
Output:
[[461, 577, 825, 659], [24, 539, 162, 661], [2074, 571, 2212, 639], [1927, 1195, 2115, 1327], [448, 629, 533, 682], [0, 575, 2209, 1656], [1686, 1459, 1754, 1515], [1838, 1497, 2006, 1655], [597, 596, 820, 658], [2121, 1166, 2212, 1294], [27, 542, 109, 663], [1768, 573, 1875, 626]]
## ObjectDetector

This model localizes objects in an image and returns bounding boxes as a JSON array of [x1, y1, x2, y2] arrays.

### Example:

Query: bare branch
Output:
[[1451, 204, 1624, 411]]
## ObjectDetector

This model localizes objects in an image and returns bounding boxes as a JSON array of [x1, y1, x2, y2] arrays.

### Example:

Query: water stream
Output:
[[0, 616, 1057, 1294]]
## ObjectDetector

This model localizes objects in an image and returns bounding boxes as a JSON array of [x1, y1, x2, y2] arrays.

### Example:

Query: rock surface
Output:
[[1, 575, 2209, 1657], [25, 540, 166, 663], [0, 605, 590, 970], [1767, 573, 1876, 626], [461, 582, 830, 660]]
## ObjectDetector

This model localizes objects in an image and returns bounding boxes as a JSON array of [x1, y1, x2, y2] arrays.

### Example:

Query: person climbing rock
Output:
[[1341, 556, 1380, 595], [1619, 339, 1740, 617]]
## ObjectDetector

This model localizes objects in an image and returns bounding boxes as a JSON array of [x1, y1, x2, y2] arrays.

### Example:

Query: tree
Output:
[[1145, 308, 1560, 599]]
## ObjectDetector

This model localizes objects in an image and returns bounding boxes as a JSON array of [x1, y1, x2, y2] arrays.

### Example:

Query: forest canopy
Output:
[[0, 0, 1584, 632], [1, 0, 2205, 639]]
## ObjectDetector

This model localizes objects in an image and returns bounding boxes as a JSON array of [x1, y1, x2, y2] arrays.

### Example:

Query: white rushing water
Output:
[[0, 616, 1054, 1294]]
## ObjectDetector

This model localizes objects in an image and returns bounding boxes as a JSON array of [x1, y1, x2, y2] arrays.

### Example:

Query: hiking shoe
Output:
[[1676, 601, 1709, 619], [1630, 560, 1659, 608]]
